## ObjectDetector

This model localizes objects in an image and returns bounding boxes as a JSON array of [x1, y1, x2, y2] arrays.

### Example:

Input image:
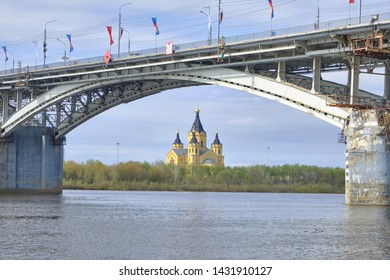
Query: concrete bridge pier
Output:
[[0, 126, 64, 194], [344, 110, 390, 205]]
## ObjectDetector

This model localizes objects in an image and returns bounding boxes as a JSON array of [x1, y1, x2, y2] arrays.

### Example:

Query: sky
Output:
[[0, 0, 389, 167]]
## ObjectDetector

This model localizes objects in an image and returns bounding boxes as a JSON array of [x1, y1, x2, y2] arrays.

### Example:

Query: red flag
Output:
[[104, 50, 111, 65], [349, 0, 355, 3], [106, 26, 114, 45], [268, 0, 274, 18]]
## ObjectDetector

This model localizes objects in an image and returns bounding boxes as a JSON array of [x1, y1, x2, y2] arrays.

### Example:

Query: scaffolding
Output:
[[352, 32, 390, 59], [326, 94, 390, 110]]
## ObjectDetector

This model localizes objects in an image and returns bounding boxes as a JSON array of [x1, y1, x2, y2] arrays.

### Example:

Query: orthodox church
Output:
[[166, 108, 224, 166]]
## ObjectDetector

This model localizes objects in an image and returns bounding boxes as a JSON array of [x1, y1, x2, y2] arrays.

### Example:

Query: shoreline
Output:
[[63, 182, 344, 194]]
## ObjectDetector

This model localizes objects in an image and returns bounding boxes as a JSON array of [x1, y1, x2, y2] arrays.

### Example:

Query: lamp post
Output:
[[217, 0, 221, 43], [200, 6, 212, 45], [56, 38, 67, 65], [267, 147, 270, 166], [122, 29, 131, 55], [116, 142, 120, 164], [118, 2, 131, 59], [6, 50, 14, 73], [43, 19, 57, 66]]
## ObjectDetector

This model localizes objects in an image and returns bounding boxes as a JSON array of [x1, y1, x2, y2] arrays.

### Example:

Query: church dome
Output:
[[190, 108, 205, 133]]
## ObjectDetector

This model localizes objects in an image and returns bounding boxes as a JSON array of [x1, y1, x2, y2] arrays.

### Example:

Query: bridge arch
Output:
[[1, 67, 349, 138]]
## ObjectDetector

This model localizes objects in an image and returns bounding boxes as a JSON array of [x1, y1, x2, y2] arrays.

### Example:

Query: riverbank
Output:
[[63, 182, 343, 193], [63, 160, 345, 193]]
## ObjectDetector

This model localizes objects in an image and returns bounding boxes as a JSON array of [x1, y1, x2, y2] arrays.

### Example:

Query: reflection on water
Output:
[[342, 206, 390, 259], [0, 190, 389, 260]]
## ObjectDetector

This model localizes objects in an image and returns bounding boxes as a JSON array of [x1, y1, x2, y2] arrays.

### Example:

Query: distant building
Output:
[[166, 108, 224, 166]]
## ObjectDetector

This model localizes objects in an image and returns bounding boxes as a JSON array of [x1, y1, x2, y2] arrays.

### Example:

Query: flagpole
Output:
[[359, 0, 362, 24], [217, 0, 221, 44], [349, 2, 351, 25], [155, 33, 157, 53]]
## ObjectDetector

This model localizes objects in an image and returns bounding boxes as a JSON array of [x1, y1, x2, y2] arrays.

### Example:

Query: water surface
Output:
[[0, 190, 389, 259]]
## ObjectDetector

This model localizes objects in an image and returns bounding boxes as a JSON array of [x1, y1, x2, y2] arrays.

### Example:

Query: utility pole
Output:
[[118, 2, 131, 59], [200, 6, 212, 45], [217, 0, 221, 43], [43, 19, 57, 66], [316, 0, 320, 29]]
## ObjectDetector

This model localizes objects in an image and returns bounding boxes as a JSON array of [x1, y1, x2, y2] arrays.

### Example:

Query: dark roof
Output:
[[212, 132, 222, 145], [172, 149, 187, 156], [189, 131, 198, 144], [203, 158, 217, 164], [173, 132, 183, 145], [190, 108, 205, 133]]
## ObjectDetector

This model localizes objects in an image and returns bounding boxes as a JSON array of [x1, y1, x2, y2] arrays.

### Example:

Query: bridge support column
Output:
[[344, 110, 390, 205], [1, 92, 9, 121], [311, 57, 321, 94], [0, 126, 63, 194], [384, 64, 390, 100], [276, 61, 286, 82], [349, 56, 360, 104]]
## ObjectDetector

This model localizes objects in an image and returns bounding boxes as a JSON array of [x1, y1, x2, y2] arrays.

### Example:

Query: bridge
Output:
[[1, 16, 390, 205]]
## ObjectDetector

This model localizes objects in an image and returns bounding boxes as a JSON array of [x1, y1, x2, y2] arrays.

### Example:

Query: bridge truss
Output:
[[1, 20, 390, 139]]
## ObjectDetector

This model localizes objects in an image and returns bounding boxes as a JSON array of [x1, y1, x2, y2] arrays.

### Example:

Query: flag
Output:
[[120, 28, 124, 39], [268, 0, 274, 18], [66, 34, 74, 53], [106, 26, 114, 45], [2, 46, 8, 62], [219, 10, 224, 23], [151, 17, 159, 35], [349, 0, 355, 3]]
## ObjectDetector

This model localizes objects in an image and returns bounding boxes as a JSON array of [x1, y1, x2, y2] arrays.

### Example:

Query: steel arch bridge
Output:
[[1, 66, 351, 140], [1, 19, 390, 203], [2, 20, 389, 139]]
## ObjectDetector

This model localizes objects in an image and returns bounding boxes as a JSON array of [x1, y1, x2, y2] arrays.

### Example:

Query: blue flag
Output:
[[66, 34, 74, 53], [2, 46, 8, 62], [151, 17, 160, 35]]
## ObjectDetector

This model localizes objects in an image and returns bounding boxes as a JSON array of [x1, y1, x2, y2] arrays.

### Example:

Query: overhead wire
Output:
[[1, 0, 389, 66]]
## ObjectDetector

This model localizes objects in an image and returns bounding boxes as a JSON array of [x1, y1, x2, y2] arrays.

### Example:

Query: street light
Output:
[[56, 38, 67, 65], [118, 2, 131, 59], [200, 6, 212, 45], [43, 19, 57, 66], [122, 29, 131, 55], [116, 142, 120, 164], [267, 147, 270, 166]]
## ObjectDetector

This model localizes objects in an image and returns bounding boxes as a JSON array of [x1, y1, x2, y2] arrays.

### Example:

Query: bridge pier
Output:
[[344, 110, 390, 205], [384, 64, 390, 100], [349, 56, 361, 104], [0, 126, 63, 194], [311, 56, 321, 94]]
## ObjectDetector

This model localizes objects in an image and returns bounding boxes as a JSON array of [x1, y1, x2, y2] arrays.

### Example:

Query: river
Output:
[[0, 190, 389, 259]]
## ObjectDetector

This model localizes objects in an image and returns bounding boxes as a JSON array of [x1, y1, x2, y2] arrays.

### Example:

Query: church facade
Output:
[[166, 108, 224, 166]]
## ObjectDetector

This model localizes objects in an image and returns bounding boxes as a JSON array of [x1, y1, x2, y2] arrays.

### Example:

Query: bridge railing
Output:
[[1, 12, 390, 76]]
